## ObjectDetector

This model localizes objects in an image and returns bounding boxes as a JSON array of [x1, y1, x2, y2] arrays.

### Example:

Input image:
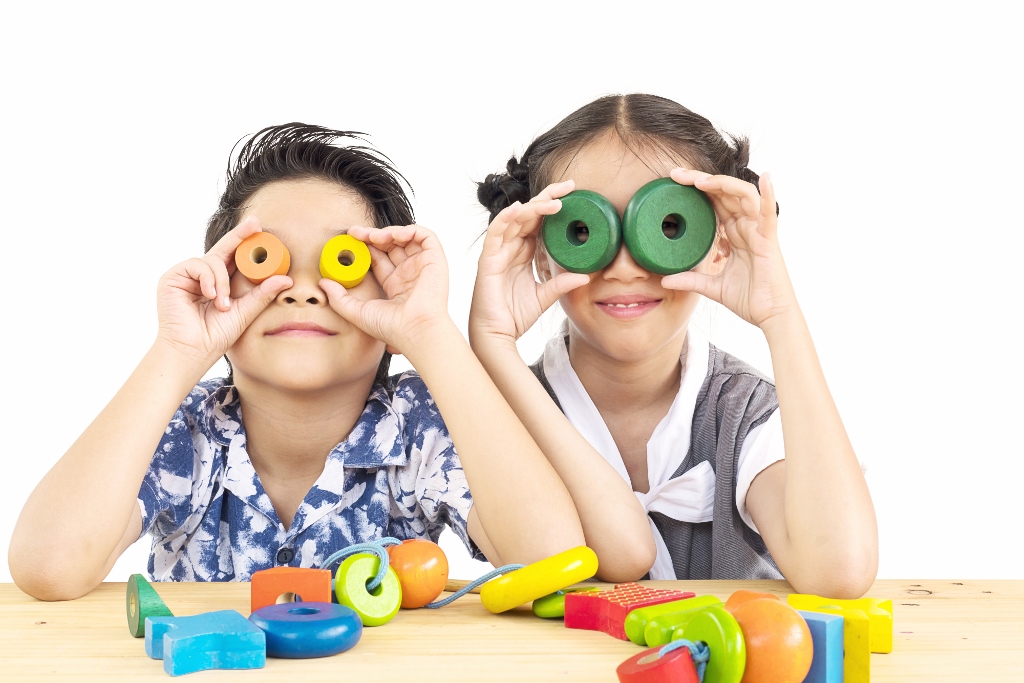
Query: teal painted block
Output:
[[145, 610, 266, 676], [799, 610, 844, 683]]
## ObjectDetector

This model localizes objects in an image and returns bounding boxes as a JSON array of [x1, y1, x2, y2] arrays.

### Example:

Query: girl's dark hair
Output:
[[207, 123, 415, 389], [477, 94, 777, 222]]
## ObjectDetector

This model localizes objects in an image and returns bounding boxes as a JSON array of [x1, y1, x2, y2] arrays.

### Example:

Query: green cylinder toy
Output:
[[541, 190, 621, 273], [622, 178, 717, 275], [126, 573, 173, 638]]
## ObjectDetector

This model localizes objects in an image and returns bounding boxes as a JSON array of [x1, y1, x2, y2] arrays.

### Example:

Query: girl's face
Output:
[[226, 178, 387, 393], [537, 131, 727, 363]]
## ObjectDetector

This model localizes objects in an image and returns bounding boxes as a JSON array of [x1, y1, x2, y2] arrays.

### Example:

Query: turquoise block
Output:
[[145, 610, 266, 676], [799, 610, 844, 683]]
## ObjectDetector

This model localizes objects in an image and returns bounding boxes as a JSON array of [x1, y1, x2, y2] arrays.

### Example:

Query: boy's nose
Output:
[[277, 267, 327, 306]]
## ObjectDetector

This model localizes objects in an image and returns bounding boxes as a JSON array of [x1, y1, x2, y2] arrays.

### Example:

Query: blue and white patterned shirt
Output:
[[137, 372, 480, 582]]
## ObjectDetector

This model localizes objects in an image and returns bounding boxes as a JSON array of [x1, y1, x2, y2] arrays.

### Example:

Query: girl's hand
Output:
[[321, 224, 452, 354], [469, 180, 591, 347], [156, 216, 292, 367], [662, 169, 798, 328]]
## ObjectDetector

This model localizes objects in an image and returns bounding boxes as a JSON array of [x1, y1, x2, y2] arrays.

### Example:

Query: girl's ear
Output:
[[386, 345, 401, 355], [706, 230, 731, 275], [535, 248, 555, 283]]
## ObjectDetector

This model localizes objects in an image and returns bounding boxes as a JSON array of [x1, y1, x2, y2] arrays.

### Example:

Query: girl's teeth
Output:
[[611, 303, 641, 308]]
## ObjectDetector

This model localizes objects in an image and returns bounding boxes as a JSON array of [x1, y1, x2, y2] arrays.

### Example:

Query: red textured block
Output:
[[565, 583, 694, 641]]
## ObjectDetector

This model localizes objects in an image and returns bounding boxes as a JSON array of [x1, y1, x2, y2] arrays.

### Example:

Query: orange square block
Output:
[[250, 567, 332, 614]]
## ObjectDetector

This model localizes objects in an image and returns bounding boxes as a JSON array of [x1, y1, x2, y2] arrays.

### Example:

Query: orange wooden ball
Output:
[[732, 598, 813, 683], [724, 589, 780, 614], [386, 539, 449, 609]]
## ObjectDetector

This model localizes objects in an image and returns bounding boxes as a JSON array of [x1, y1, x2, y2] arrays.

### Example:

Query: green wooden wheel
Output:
[[622, 178, 716, 275], [541, 190, 621, 273], [334, 554, 402, 627]]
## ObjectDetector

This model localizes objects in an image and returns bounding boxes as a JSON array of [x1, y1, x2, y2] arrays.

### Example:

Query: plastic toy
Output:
[[805, 604, 870, 683], [334, 553, 402, 626], [674, 605, 745, 683], [248, 602, 362, 658], [250, 566, 332, 614], [145, 610, 266, 676], [634, 595, 723, 647], [386, 539, 449, 609], [787, 593, 893, 653], [617, 642, 701, 683], [126, 573, 173, 638], [723, 589, 780, 613], [235, 232, 290, 284], [730, 598, 813, 683], [479, 545, 599, 614], [798, 611, 844, 683], [565, 582, 694, 641], [532, 587, 600, 619], [541, 190, 622, 273], [319, 234, 371, 288]]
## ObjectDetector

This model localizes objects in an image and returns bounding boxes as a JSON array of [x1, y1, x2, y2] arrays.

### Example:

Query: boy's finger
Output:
[[231, 275, 291, 328], [181, 258, 218, 302], [207, 216, 262, 263]]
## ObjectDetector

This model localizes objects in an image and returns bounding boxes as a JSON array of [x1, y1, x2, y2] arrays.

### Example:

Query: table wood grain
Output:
[[1, 579, 1021, 681]]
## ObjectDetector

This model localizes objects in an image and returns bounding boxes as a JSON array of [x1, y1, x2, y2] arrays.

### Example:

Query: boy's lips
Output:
[[265, 321, 336, 337], [595, 294, 662, 320]]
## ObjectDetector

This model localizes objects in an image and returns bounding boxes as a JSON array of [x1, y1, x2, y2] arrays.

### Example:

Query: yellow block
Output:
[[787, 594, 893, 653], [810, 605, 871, 683], [479, 546, 599, 614]]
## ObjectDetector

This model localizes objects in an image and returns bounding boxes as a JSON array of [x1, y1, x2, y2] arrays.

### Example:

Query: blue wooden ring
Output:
[[248, 602, 362, 659]]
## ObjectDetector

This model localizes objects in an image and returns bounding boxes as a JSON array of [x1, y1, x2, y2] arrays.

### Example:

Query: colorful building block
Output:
[[334, 554, 402, 626], [798, 611, 844, 683], [617, 644, 700, 683], [145, 610, 266, 676], [480, 546, 599, 614], [249, 602, 362, 658], [624, 595, 721, 645], [250, 566, 332, 614], [126, 574, 173, 638], [787, 594, 893, 653], [532, 587, 600, 619], [808, 605, 871, 683], [565, 583, 695, 641], [642, 597, 724, 647]]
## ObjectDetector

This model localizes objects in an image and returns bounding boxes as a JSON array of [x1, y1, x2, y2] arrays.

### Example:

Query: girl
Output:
[[10, 124, 583, 600], [470, 95, 877, 597]]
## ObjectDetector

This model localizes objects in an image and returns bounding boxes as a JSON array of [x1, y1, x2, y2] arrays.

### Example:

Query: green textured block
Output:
[[542, 190, 621, 273], [531, 587, 599, 619], [127, 573, 173, 638], [624, 594, 721, 645], [622, 178, 716, 275]]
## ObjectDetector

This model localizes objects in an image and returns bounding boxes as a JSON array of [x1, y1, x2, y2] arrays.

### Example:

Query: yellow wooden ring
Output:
[[319, 235, 371, 288], [479, 546, 599, 614]]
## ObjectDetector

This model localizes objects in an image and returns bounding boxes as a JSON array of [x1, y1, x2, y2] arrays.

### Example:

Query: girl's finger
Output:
[[206, 216, 262, 264], [486, 202, 523, 240], [660, 270, 722, 304], [181, 258, 219, 302], [669, 167, 713, 187], [505, 197, 562, 242], [532, 179, 575, 202], [536, 272, 591, 311], [695, 175, 761, 216], [759, 173, 778, 240]]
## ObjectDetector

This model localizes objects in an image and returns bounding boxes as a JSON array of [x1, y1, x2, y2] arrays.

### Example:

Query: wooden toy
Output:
[[806, 604, 871, 683], [248, 602, 362, 658], [334, 553, 402, 626], [616, 644, 700, 683], [532, 587, 600, 619], [479, 545, 599, 614], [674, 605, 745, 683], [386, 539, 449, 609], [621, 178, 716, 275], [723, 589, 780, 613], [126, 574, 173, 638], [145, 610, 265, 676], [798, 611, 844, 683], [542, 190, 622, 273], [319, 234, 371, 288], [635, 596, 724, 646], [787, 593, 893, 653], [235, 232, 290, 284], [565, 582, 695, 641], [730, 598, 813, 683], [250, 566, 332, 614]]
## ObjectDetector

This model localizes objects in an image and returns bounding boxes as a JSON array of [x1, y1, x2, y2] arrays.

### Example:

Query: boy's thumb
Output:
[[232, 276, 291, 329]]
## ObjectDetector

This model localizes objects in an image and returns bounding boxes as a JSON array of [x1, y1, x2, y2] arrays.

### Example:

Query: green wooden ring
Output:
[[126, 573, 173, 638], [622, 178, 716, 274], [676, 605, 746, 683], [541, 190, 621, 273], [334, 554, 402, 627]]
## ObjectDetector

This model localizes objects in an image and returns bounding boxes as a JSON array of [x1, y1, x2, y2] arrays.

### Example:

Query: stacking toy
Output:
[[674, 605, 745, 683], [319, 234, 371, 288], [126, 573, 173, 638], [629, 595, 722, 646], [565, 583, 694, 641], [334, 553, 402, 626], [617, 644, 700, 683], [542, 190, 622, 273], [532, 587, 600, 619], [787, 593, 893, 653], [235, 232, 290, 284], [730, 598, 813, 683], [386, 539, 449, 609], [798, 611, 845, 683], [479, 545, 599, 614], [250, 566, 332, 614], [145, 610, 266, 676], [621, 178, 716, 275], [248, 602, 362, 658]]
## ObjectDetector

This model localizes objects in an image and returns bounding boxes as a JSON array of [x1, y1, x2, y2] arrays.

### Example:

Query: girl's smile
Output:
[[594, 293, 663, 320]]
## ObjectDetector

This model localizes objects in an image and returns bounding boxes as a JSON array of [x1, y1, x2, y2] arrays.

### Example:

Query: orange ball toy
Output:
[[386, 539, 449, 609], [724, 589, 780, 614], [731, 598, 813, 683]]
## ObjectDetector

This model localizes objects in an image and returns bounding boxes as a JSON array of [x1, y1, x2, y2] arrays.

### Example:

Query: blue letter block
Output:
[[799, 610, 844, 683], [145, 610, 266, 676]]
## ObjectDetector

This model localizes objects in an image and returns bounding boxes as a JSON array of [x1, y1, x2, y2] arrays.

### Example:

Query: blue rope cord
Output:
[[423, 564, 526, 608], [320, 537, 402, 591], [658, 639, 710, 682]]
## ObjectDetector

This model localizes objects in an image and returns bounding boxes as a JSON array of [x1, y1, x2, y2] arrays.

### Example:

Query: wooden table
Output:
[[1, 579, 1021, 681]]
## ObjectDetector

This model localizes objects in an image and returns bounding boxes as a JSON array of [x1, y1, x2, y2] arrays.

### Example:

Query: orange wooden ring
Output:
[[250, 566, 332, 614], [235, 232, 290, 283]]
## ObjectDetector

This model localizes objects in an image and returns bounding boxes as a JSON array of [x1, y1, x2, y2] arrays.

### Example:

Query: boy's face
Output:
[[226, 177, 387, 392]]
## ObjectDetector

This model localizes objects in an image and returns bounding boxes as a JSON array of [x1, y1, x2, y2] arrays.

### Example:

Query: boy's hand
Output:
[[321, 224, 452, 355], [156, 216, 292, 368], [469, 180, 590, 348], [660, 169, 798, 329]]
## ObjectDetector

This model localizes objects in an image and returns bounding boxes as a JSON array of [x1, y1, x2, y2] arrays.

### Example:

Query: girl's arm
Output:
[[322, 224, 585, 566], [466, 189, 658, 582], [662, 170, 878, 598], [9, 218, 291, 600]]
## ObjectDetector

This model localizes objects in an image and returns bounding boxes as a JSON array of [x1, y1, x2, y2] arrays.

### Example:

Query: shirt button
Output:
[[276, 547, 294, 564]]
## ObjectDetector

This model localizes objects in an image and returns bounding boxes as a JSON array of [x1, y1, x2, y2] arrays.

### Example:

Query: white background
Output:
[[0, 2, 1020, 585]]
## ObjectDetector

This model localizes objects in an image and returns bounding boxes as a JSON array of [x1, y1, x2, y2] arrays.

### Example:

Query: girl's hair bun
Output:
[[477, 155, 532, 222]]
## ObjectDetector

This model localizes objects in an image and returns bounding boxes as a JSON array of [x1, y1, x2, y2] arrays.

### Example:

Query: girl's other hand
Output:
[[321, 224, 452, 355], [156, 216, 292, 367], [661, 169, 797, 329], [469, 180, 590, 349]]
